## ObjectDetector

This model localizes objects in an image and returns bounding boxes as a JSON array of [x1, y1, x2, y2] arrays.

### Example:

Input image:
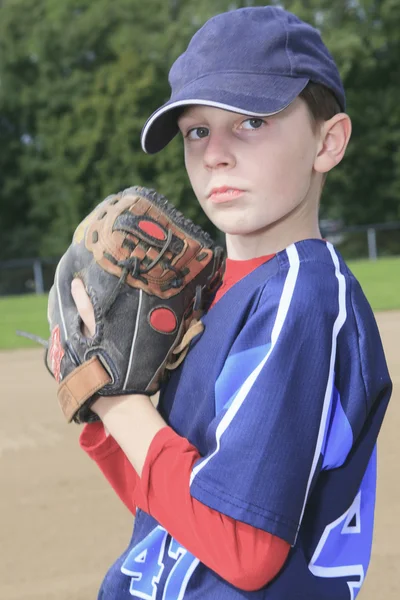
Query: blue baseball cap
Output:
[[141, 6, 346, 154]]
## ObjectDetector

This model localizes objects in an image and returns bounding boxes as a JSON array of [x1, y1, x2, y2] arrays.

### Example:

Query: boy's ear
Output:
[[314, 113, 352, 174]]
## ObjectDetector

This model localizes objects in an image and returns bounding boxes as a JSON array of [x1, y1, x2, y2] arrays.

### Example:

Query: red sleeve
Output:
[[79, 422, 146, 515], [138, 426, 290, 592], [80, 423, 290, 591]]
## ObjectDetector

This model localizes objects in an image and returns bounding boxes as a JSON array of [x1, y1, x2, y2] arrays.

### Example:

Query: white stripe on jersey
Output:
[[189, 244, 300, 486], [294, 242, 347, 543]]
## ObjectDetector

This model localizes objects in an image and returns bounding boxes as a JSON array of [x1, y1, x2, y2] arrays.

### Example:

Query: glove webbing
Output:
[[102, 228, 186, 314]]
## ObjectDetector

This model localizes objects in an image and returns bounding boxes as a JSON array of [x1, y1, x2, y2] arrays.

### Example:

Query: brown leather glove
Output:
[[46, 186, 225, 423]]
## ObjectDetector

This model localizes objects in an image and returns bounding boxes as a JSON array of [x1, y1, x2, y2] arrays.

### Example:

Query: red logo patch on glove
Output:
[[49, 326, 65, 383], [149, 307, 178, 333]]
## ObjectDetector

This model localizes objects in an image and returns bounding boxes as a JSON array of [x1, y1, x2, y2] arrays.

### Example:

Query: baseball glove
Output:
[[46, 186, 225, 424]]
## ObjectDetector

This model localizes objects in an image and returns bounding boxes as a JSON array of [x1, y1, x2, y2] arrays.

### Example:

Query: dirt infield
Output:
[[1, 313, 399, 600]]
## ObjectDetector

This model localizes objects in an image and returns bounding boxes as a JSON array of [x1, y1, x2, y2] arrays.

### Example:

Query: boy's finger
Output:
[[71, 278, 96, 337]]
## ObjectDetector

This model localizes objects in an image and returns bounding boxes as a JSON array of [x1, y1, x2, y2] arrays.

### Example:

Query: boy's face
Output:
[[178, 99, 323, 243]]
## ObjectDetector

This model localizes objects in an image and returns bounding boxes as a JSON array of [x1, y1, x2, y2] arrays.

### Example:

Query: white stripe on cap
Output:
[[141, 98, 291, 153]]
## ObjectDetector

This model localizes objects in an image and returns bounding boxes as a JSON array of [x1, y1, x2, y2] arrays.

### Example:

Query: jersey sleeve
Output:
[[189, 249, 347, 545]]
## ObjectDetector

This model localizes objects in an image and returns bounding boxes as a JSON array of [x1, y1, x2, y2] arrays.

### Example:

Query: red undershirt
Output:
[[80, 254, 290, 591]]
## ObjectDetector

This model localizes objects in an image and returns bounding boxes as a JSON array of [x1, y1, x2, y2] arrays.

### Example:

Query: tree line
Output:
[[0, 0, 399, 260]]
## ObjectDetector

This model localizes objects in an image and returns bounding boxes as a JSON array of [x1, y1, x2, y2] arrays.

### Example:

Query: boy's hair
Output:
[[299, 82, 342, 131]]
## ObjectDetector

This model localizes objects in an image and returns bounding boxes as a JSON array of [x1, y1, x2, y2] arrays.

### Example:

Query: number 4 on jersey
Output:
[[309, 447, 377, 600], [121, 526, 199, 599]]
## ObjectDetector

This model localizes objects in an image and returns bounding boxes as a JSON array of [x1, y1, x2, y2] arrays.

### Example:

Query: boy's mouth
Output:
[[208, 186, 244, 203]]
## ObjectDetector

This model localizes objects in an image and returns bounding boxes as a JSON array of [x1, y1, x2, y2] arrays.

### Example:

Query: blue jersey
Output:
[[98, 239, 391, 599]]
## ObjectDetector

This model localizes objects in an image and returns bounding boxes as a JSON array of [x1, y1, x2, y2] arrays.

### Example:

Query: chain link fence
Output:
[[1, 222, 399, 296], [320, 221, 400, 261], [0, 257, 58, 296]]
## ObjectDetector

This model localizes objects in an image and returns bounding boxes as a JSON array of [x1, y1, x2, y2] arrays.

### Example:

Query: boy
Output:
[[74, 6, 392, 599]]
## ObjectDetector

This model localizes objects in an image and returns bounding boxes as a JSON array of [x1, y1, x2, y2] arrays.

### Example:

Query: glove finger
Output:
[[71, 278, 95, 337]]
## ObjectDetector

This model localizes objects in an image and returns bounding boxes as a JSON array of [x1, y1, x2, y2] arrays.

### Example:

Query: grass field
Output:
[[0, 256, 399, 350], [348, 256, 400, 311], [0, 294, 49, 350]]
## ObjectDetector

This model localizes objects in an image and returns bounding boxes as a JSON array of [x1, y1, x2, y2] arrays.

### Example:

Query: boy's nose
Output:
[[203, 134, 236, 170]]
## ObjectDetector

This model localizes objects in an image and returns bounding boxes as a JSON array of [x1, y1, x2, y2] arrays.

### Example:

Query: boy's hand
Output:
[[71, 278, 95, 337], [70, 277, 127, 421]]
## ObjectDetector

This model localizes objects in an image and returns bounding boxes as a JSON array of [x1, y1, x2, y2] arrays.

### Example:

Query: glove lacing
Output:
[[102, 228, 206, 370], [103, 229, 186, 315]]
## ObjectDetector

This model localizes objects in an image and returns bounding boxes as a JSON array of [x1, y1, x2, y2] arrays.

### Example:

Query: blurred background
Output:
[[1, 0, 400, 290], [1, 0, 399, 338], [0, 1, 399, 599]]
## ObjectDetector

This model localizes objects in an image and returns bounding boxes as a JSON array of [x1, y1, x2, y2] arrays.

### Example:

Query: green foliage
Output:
[[279, 0, 400, 225], [1, 0, 400, 261]]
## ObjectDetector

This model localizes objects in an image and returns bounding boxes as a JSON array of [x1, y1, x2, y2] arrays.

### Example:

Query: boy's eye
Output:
[[241, 118, 266, 130], [186, 127, 210, 140]]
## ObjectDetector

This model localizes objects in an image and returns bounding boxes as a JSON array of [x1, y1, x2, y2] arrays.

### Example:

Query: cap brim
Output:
[[141, 73, 309, 154]]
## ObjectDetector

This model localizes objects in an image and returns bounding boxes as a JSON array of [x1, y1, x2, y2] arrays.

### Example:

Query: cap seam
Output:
[[283, 18, 294, 76]]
